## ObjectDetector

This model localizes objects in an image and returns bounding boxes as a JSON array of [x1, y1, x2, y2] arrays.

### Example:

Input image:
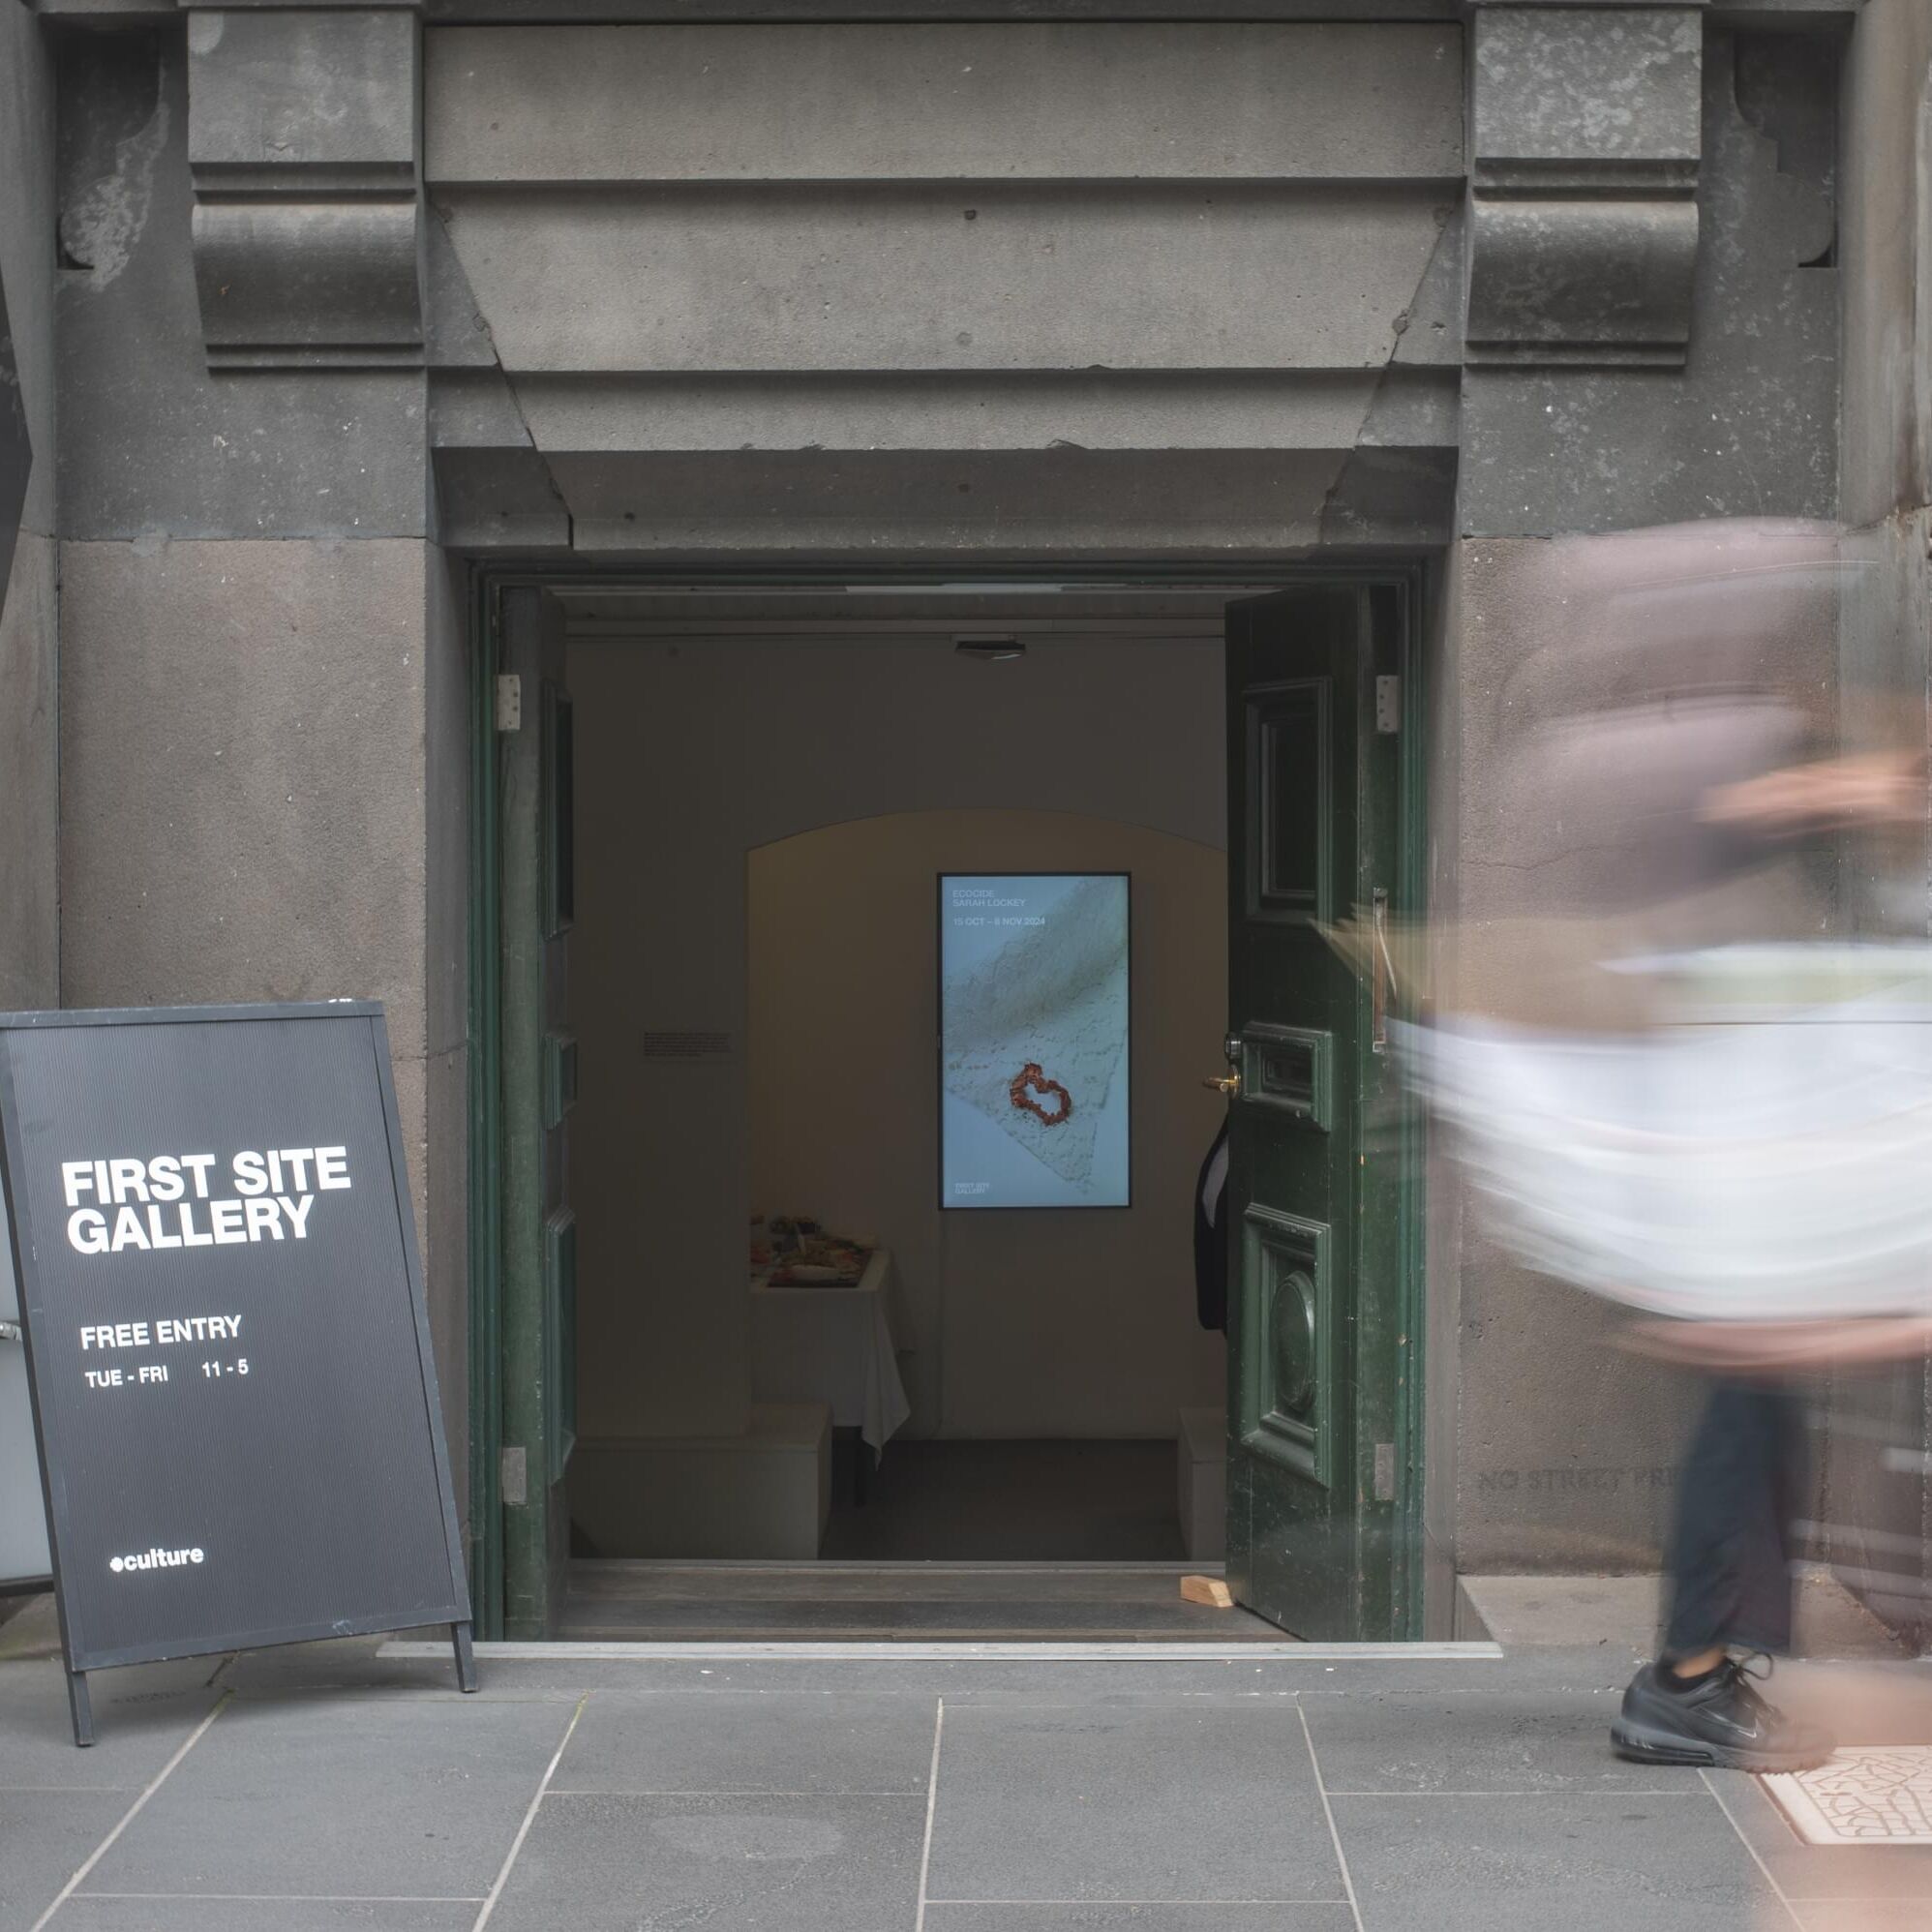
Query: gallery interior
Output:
[[546, 587, 1268, 1640]]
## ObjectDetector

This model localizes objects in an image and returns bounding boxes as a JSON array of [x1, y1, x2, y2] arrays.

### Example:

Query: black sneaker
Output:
[[1611, 1656, 1832, 1772]]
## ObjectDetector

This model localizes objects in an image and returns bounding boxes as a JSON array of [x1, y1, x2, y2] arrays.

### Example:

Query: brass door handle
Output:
[[1201, 1073, 1242, 1097]]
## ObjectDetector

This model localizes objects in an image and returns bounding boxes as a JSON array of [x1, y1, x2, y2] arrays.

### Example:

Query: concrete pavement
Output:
[[2, 1598, 1930, 1931]]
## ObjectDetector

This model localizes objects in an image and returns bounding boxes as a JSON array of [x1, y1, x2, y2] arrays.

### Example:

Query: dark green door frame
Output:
[[465, 558, 1430, 1643], [466, 575, 503, 1636]]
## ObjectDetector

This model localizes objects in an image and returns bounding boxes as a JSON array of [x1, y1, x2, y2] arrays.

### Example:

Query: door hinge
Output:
[[1374, 1441, 1397, 1502], [1374, 676, 1401, 735], [496, 673, 523, 733], [500, 1444, 528, 1506]]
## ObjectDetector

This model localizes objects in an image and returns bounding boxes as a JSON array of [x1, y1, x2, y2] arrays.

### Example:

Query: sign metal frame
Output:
[[0, 1001, 477, 1745]]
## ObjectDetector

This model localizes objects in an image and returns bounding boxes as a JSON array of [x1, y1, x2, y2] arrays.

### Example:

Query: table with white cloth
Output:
[[750, 1250, 912, 1499]]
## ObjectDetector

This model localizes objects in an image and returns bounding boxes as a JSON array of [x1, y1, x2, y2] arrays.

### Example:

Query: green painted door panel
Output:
[[1223, 585, 1407, 1642], [498, 587, 575, 1640]]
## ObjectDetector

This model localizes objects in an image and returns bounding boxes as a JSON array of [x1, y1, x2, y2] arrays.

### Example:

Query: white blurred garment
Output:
[[1401, 944, 1932, 1321]]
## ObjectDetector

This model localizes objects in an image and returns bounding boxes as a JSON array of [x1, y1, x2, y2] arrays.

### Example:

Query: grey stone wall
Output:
[[1447, 10, 1846, 1577], [57, 536, 434, 1062], [1461, 20, 1838, 538], [0, 533, 57, 1011], [1825, 0, 1932, 1645], [1, 0, 58, 1013], [53, 26, 427, 541], [2, 0, 54, 546], [55, 534, 472, 1511], [17, 1, 1888, 1613], [43, 10, 473, 1517]]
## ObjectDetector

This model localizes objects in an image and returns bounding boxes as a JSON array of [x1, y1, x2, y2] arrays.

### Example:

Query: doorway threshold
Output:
[[381, 1638, 1503, 1661], [385, 1559, 1506, 1654], [554, 1558, 1303, 1644]]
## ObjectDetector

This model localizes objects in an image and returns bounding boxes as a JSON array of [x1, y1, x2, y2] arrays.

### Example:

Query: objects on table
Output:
[[751, 1214, 873, 1287]]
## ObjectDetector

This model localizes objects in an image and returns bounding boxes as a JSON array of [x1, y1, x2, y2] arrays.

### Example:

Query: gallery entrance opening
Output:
[[478, 576, 1424, 1644]]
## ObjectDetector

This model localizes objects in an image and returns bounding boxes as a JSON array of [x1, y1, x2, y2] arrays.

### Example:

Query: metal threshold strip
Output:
[[380, 1640, 1504, 1662]]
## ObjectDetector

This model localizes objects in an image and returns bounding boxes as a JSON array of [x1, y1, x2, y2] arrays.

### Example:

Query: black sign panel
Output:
[[0, 1004, 470, 1728]]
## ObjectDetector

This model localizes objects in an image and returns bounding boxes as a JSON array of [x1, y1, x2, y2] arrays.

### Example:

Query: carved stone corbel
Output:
[[186, 7, 424, 370], [1466, 5, 1705, 368]]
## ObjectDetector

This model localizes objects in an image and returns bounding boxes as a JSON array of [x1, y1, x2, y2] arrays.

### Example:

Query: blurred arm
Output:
[[1701, 748, 1927, 834]]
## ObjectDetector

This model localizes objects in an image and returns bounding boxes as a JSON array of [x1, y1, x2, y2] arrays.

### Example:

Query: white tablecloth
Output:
[[750, 1249, 912, 1452]]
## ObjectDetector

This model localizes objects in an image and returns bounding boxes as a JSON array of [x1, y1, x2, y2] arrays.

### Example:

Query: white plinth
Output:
[[1177, 1405, 1227, 1562]]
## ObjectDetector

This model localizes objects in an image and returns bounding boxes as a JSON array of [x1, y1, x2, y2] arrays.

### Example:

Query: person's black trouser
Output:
[[1661, 1377, 1804, 1661]]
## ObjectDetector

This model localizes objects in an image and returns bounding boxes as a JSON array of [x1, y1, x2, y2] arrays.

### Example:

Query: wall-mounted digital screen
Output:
[[939, 873, 1131, 1210]]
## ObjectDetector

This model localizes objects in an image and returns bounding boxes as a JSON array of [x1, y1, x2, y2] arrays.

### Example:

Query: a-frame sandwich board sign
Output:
[[0, 1002, 476, 1744]]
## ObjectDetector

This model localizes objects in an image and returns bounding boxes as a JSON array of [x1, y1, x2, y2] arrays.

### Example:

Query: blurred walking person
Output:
[[1387, 522, 1932, 1772]]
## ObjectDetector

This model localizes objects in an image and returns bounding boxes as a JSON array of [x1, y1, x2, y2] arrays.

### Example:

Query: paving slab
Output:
[[219, 1635, 552, 1702], [925, 1701, 1345, 1906], [483, 1791, 927, 1932], [1332, 1788, 1767, 1932], [0, 1655, 221, 1790], [1458, 1574, 1663, 1650], [552, 1687, 939, 1795], [1303, 1683, 1705, 1794], [1709, 1769, 1932, 1904], [7, 1637, 1903, 1932], [398, 1651, 1535, 1703], [56, 1902, 478, 1931], [923, 1909, 1357, 1930], [0, 1789, 132, 1932], [1462, 1570, 1911, 1662], [78, 1692, 572, 1901], [1791, 1906, 1932, 1931]]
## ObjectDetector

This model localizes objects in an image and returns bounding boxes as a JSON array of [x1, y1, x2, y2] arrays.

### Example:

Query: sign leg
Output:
[[451, 1620, 479, 1693], [67, 1669, 95, 1748]]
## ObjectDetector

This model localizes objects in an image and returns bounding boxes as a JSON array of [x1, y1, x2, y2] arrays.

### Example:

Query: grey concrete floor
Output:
[[817, 1442, 1188, 1563], [3, 1603, 1930, 1931]]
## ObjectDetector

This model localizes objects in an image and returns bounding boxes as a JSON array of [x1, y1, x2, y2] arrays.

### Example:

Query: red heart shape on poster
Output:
[[1009, 1061, 1073, 1127]]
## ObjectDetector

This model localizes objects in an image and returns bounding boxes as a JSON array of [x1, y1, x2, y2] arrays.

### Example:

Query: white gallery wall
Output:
[[570, 633, 1226, 1453]]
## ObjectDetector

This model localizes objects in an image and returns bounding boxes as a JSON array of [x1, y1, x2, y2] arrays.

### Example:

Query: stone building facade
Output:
[[1, 0, 1926, 1640]]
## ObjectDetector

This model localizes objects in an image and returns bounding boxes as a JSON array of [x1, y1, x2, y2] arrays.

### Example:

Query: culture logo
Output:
[[108, 1547, 205, 1574]]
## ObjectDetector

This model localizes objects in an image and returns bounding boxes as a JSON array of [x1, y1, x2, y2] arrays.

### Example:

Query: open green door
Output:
[[1223, 583, 1413, 1642], [498, 586, 577, 1640]]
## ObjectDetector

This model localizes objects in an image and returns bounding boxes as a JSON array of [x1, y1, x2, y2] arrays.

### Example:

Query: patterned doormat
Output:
[[1762, 1748, 1932, 1845]]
